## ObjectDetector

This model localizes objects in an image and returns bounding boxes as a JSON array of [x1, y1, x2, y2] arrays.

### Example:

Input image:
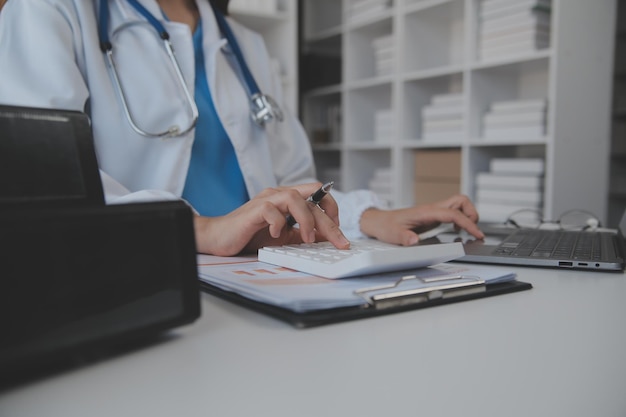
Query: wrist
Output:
[[193, 215, 213, 254], [193, 215, 233, 256], [359, 207, 381, 238]]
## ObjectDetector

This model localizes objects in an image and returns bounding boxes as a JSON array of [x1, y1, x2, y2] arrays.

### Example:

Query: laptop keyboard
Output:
[[494, 229, 616, 260]]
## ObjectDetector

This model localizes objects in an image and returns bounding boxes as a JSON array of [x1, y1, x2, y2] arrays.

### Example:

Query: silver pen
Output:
[[286, 181, 334, 227]]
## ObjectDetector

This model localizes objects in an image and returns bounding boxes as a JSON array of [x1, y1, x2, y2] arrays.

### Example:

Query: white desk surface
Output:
[[1, 264, 625, 417]]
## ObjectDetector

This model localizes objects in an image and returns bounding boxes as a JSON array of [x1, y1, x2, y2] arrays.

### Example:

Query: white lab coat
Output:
[[0, 0, 385, 238]]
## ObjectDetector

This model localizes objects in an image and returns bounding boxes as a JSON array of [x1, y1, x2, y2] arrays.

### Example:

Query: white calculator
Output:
[[258, 239, 465, 279]]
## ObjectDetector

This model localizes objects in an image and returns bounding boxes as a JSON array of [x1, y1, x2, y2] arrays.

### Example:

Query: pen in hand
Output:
[[286, 181, 334, 227]]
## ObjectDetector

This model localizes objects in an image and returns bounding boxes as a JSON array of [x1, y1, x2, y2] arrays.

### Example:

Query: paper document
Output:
[[197, 255, 517, 313]]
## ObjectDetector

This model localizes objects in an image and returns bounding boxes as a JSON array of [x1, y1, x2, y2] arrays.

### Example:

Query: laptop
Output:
[[421, 210, 626, 272], [0, 104, 104, 208]]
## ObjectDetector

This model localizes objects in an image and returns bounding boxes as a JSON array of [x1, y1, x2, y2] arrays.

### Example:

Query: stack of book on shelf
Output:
[[414, 149, 461, 205], [375, 109, 395, 142], [478, 0, 551, 61], [475, 157, 544, 223], [348, 0, 393, 23], [368, 168, 393, 204], [483, 98, 547, 140], [230, 0, 279, 15], [372, 35, 394, 77], [310, 104, 341, 145], [421, 93, 464, 142]]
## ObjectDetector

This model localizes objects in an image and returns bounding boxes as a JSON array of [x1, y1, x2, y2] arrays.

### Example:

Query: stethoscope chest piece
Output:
[[250, 93, 283, 127]]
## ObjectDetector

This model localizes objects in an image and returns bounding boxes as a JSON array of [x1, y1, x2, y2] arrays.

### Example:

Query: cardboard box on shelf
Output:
[[414, 149, 462, 180], [414, 180, 461, 205]]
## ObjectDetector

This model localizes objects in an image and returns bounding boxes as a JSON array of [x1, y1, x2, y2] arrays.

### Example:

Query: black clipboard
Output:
[[199, 279, 532, 328]]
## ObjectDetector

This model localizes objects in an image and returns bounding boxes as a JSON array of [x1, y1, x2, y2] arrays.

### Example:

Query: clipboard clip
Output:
[[354, 274, 486, 310]]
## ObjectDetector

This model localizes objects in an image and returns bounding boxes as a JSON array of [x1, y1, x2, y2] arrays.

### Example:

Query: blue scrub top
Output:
[[182, 23, 249, 216]]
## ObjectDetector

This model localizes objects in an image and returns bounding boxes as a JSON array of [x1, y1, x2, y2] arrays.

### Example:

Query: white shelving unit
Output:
[[230, 0, 298, 113], [300, 0, 617, 224]]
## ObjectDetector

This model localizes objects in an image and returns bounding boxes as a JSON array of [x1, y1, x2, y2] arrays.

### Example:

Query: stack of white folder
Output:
[[478, 0, 551, 61], [372, 35, 395, 77], [482, 98, 547, 140], [475, 157, 544, 223], [421, 93, 465, 142], [375, 109, 395, 142]]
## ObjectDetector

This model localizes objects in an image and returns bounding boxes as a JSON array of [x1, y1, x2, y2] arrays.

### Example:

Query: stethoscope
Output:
[[97, 0, 283, 138]]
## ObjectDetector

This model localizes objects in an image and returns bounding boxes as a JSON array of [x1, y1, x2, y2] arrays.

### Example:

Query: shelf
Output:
[[344, 142, 393, 151], [470, 49, 552, 71], [402, 65, 465, 82], [230, 10, 289, 29], [397, 140, 461, 150], [233, 1, 297, 112], [312, 143, 342, 152], [302, 84, 343, 98], [302, 31, 341, 53], [346, 76, 393, 90], [299, 0, 616, 223], [304, 26, 343, 43], [345, 17, 394, 82], [468, 137, 548, 147], [404, 0, 458, 14], [402, 72, 463, 141], [345, 9, 394, 30], [301, 0, 342, 38], [344, 83, 392, 145], [402, 0, 464, 73]]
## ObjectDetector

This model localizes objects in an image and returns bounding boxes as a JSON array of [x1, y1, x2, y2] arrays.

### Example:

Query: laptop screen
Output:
[[0, 105, 104, 208]]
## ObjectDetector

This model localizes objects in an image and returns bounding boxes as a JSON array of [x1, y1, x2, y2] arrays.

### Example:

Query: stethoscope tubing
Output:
[[207, 1, 283, 125], [97, 0, 282, 136], [99, 0, 199, 138]]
